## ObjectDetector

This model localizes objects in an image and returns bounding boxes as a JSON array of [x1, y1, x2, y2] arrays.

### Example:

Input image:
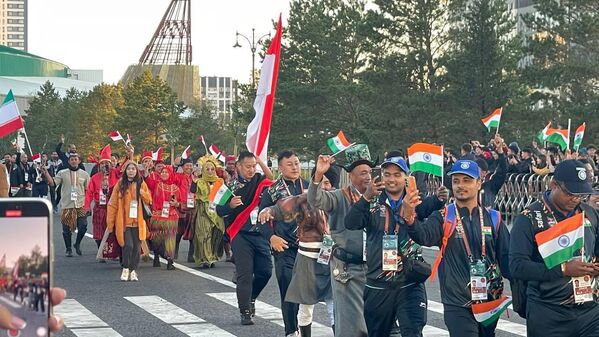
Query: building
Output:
[[200, 76, 237, 121], [0, 0, 26, 51]]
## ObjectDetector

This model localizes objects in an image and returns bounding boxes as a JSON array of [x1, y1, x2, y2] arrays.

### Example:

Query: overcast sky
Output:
[[28, 0, 290, 84], [0, 217, 48, 269]]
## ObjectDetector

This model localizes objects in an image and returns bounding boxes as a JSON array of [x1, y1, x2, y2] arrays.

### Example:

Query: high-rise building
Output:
[[200, 76, 238, 121], [0, 0, 26, 51]]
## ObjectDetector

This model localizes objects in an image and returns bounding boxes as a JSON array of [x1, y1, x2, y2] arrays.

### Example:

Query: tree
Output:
[[23, 81, 64, 153]]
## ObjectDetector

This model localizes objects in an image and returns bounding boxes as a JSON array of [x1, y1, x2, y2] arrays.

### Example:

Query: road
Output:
[[47, 215, 527, 337]]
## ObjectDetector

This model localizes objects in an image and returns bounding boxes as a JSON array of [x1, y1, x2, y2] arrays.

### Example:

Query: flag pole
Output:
[[330, 142, 356, 158], [21, 128, 34, 157], [441, 144, 444, 188], [567, 118, 571, 151]]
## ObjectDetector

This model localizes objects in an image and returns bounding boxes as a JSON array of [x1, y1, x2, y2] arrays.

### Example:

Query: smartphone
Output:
[[371, 167, 382, 182], [0, 198, 52, 337]]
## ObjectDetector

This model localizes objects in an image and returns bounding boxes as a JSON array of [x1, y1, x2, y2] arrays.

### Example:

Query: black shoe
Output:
[[166, 259, 175, 270], [74, 244, 82, 256], [250, 299, 256, 317], [153, 255, 161, 267], [240, 310, 254, 325], [209, 262, 216, 268], [66, 251, 73, 257]]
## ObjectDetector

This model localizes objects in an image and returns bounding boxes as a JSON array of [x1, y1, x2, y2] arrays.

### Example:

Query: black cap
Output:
[[553, 160, 594, 194], [181, 158, 193, 165]]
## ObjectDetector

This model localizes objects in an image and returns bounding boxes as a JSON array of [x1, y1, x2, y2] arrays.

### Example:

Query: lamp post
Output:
[[233, 28, 271, 88]]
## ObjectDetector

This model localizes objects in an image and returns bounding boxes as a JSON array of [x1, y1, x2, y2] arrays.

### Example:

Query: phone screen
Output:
[[371, 167, 382, 181], [0, 199, 52, 337]]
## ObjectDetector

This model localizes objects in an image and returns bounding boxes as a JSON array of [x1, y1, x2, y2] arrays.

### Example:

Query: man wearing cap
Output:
[[307, 144, 375, 337], [509, 160, 599, 337], [402, 160, 510, 337], [345, 155, 445, 337]]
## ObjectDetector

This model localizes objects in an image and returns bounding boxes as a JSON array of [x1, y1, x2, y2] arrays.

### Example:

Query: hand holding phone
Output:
[[371, 167, 382, 182]]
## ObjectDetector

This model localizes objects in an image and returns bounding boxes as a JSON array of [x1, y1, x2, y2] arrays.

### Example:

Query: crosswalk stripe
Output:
[[0, 294, 22, 309], [426, 300, 526, 336], [125, 295, 235, 336], [207, 292, 332, 337], [53, 299, 123, 337], [422, 325, 450, 336]]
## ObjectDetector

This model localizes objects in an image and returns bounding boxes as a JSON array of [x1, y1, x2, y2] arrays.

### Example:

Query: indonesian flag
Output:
[[472, 296, 512, 327], [108, 131, 123, 142], [538, 122, 569, 151], [31, 153, 41, 163], [481, 107, 502, 132], [327, 131, 353, 154], [0, 90, 24, 138], [12, 258, 19, 279], [573, 122, 585, 151], [246, 14, 283, 162], [209, 144, 226, 163], [152, 147, 163, 161], [535, 213, 584, 269], [209, 179, 233, 206], [181, 145, 191, 160], [407, 143, 444, 177]]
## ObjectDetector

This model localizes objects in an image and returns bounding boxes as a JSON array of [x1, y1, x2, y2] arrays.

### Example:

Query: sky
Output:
[[0, 217, 48, 269], [28, 0, 291, 85]]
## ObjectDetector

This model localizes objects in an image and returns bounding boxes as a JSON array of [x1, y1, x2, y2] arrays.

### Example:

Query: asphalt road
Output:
[[45, 215, 527, 337]]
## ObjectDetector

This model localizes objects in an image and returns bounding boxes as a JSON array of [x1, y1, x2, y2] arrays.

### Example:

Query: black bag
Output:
[[510, 279, 528, 318], [136, 182, 152, 220], [404, 257, 432, 283]]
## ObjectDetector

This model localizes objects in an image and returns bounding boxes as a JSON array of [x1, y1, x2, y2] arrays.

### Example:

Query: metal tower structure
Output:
[[139, 0, 192, 65]]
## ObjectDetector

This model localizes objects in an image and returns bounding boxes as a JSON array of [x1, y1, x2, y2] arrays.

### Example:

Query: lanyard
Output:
[[454, 205, 485, 260], [383, 205, 399, 235], [284, 180, 304, 197]]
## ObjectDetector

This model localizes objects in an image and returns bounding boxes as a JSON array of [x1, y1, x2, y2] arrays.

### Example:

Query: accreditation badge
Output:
[[317, 235, 334, 265], [186, 193, 195, 208], [99, 190, 107, 205], [573, 275, 594, 303], [129, 200, 138, 219], [161, 201, 170, 218], [470, 260, 488, 301], [70, 187, 78, 201], [382, 234, 398, 271]]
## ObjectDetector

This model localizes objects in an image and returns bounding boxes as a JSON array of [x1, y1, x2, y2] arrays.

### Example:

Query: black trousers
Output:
[[527, 300, 599, 337], [232, 232, 273, 312], [32, 184, 48, 197], [123, 227, 141, 271], [364, 283, 427, 337], [443, 304, 497, 337], [49, 185, 57, 207], [274, 248, 299, 335], [62, 216, 87, 252]]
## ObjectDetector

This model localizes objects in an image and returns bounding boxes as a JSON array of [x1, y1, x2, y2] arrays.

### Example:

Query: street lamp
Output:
[[233, 28, 271, 88]]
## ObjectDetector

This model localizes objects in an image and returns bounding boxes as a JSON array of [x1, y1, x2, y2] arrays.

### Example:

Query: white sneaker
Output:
[[120, 268, 130, 281], [129, 270, 139, 282]]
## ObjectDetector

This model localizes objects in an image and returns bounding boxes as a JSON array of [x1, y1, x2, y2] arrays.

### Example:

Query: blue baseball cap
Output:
[[448, 160, 480, 179], [381, 156, 410, 174]]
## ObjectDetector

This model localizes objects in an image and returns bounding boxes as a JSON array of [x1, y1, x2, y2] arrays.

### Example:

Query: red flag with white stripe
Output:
[[152, 147, 163, 161], [31, 153, 41, 163], [181, 145, 191, 159], [108, 131, 123, 142], [0, 90, 24, 138], [246, 15, 282, 162]]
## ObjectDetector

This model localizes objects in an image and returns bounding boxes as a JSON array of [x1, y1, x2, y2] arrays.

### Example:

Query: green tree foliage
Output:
[[23, 81, 64, 153]]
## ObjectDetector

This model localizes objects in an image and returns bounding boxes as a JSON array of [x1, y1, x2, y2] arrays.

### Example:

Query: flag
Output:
[[535, 213, 584, 269], [12, 258, 19, 279], [407, 143, 444, 177], [31, 153, 41, 163], [327, 131, 353, 153], [481, 107, 502, 132], [125, 133, 132, 145], [108, 131, 123, 142], [198, 135, 206, 147], [246, 14, 283, 162], [0, 254, 5, 269], [0, 90, 24, 138], [472, 296, 512, 327], [209, 179, 233, 206], [573, 122, 585, 151], [538, 123, 569, 150], [181, 145, 191, 160], [209, 144, 225, 163], [152, 147, 163, 161]]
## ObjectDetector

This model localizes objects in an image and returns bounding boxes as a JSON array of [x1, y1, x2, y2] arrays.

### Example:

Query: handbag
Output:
[[141, 200, 152, 220], [402, 254, 432, 284]]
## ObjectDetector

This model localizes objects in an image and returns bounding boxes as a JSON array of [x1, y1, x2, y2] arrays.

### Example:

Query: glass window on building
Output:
[[225, 78, 231, 87], [219, 100, 224, 111], [209, 77, 217, 88]]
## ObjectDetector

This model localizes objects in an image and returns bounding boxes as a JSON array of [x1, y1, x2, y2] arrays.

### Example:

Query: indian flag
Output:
[[209, 180, 233, 206], [573, 122, 585, 151], [0, 90, 24, 138], [481, 107, 502, 132], [538, 122, 569, 151], [535, 213, 584, 269], [407, 143, 443, 177], [472, 296, 512, 327], [327, 131, 352, 153]]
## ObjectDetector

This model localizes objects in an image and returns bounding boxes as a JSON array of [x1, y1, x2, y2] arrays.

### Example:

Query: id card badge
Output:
[[573, 275, 594, 303], [382, 234, 398, 271], [208, 202, 217, 214], [161, 201, 170, 218], [317, 235, 335, 265], [363, 230, 368, 262], [70, 187, 78, 201], [470, 260, 488, 301], [24, 172, 29, 181], [129, 200, 138, 219], [186, 193, 195, 208], [99, 190, 107, 205], [250, 207, 259, 225]]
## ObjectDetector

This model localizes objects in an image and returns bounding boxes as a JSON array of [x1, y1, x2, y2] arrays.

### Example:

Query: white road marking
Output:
[[53, 299, 123, 336]]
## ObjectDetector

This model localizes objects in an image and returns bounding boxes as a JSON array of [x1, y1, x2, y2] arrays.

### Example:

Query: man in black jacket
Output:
[[509, 160, 599, 337], [476, 134, 508, 208]]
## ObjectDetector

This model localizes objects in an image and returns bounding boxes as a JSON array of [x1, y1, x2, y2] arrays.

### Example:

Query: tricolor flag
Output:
[[327, 131, 353, 154], [181, 145, 191, 160], [108, 131, 123, 142], [472, 296, 512, 327], [481, 107, 502, 132], [538, 122, 569, 151], [209, 179, 233, 206], [209, 144, 226, 163], [31, 153, 41, 163], [152, 147, 163, 161], [246, 15, 282, 163], [535, 213, 584, 269], [407, 143, 444, 177], [573, 122, 585, 151], [0, 90, 24, 138]]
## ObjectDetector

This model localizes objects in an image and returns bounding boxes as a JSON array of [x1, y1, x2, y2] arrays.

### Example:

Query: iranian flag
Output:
[[481, 107, 502, 132], [535, 213, 584, 269], [246, 14, 282, 163], [538, 122, 569, 151], [573, 122, 585, 151], [209, 179, 233, 206], [407, 143, 444, 177], [327, 131, 353, 154], [0, 90, 24, 138], [108, 131, 123, 142], [472, 296, 512, 327], [181, 145, 191, 160]]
